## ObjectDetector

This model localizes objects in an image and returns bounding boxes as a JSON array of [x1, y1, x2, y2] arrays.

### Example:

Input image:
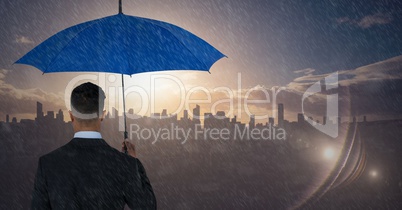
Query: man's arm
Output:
[[122, 141, 156, 209], [123, 158, 157, 210], [31, 157, 51, 210]]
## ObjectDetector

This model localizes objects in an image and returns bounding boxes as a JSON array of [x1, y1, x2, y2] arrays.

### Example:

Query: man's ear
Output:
[[100, 110, 107, 122], [69, 111, 75, 122]]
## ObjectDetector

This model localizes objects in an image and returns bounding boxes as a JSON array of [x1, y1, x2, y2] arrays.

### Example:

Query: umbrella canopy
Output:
[[16, 13, 225, 74]]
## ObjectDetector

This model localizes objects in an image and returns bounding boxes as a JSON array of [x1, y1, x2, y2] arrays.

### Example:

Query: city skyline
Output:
[[1, 100, 373, 127]]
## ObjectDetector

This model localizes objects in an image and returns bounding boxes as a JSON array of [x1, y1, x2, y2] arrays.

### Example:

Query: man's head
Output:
[[69, 82, 106, 130]]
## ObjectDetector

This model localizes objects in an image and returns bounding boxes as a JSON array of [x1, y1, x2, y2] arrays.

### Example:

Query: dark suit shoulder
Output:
[[39, 138, 140, 169], [39, 141, 71, 161]]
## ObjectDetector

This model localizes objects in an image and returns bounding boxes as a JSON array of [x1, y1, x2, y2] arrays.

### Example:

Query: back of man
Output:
[[32, 138, 156, 209], [31, 82, 156, 209]]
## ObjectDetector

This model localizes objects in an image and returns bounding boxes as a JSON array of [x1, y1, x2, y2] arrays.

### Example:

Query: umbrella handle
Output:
[[123, 143, 128, 154], [123, 131, 128, 154]]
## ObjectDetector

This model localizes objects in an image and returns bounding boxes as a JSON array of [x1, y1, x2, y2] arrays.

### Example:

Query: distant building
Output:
[[36, 101, 44, 121], [192, 105, 200, 124], [111, 107, 118, 119], [161, 109, 167, 117], [204, 112, 228, 129], [268, 117, 274, 125], [47, 111, 54, 119], [278, 103, 284, 127], [216, 111, 225, 118], [323, 116, 326, 125], [56, 109, 64, 122], [183, 110, 188, 120], [6, 114, 9, 123], [231, 115, 237, 124], [297, 113, 304, 124], [249, 115, 255, 129], [11, 117, 17, 123]]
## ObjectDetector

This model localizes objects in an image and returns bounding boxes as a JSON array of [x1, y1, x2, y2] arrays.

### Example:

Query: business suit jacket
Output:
[[31, 138, 157, 210]]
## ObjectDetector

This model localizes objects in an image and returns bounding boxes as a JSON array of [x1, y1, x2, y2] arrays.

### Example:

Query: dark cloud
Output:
[[337, 13, 393, 29]]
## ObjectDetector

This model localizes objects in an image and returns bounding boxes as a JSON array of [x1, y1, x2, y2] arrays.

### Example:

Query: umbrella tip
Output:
[[118, 0, 123, 14]]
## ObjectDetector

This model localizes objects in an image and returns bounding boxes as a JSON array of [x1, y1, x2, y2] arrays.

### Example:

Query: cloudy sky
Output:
[[1, 0, 402, 123]]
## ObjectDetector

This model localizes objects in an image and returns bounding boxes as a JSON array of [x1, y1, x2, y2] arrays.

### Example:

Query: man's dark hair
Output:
[[70, 82, 106, 120]]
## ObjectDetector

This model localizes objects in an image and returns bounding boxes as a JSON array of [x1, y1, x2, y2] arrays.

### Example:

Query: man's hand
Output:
[[122, 141, 136, 158]]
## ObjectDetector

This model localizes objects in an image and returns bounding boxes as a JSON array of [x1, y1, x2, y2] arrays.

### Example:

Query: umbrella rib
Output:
[[44, 19, 104, 73]]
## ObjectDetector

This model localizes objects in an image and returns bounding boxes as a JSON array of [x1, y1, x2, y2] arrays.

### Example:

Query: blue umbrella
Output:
[[16, 0, 225, 148]]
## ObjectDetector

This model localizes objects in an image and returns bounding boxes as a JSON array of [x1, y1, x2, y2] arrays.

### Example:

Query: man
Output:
[[31, 82, 156, 209]]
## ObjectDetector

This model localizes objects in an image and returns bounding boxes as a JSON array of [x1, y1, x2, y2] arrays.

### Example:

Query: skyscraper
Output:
[[249, 115, 255, 129], [112, 107, 118, 119], [268, 117, 274, 125], [183, 110, 188, 120], [56, 109, 64, 122], [278, 103, 284, 127], [36, 101, 44, 121], [297, 113, 304, 124], [193, 105, 200, 124], [6, 114, 9, 123], [161, 109, 167, 117]]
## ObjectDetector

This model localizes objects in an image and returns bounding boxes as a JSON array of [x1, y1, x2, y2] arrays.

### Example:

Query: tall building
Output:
[[183, 110, 188, 120], [278, 103, 284, 127], [6, 114, 9, 123], [231, 115, 237, 124], [297, 113, 304, 124], [47, 111, 55, 119], [268, 117, 274, 125], [249, 115, 255, 129], [111, 107, 118, 119], [216, 111, 225, 117], [161, 109, 167, 117], [192, 105, 200, 124], [56, 109, 64, 122], [36, 101, 44, 121]]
